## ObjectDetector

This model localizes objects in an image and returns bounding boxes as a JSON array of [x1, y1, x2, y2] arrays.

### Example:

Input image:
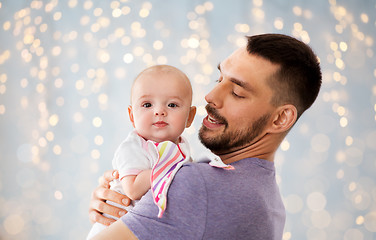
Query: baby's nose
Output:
[[154, 107, 166, 116]]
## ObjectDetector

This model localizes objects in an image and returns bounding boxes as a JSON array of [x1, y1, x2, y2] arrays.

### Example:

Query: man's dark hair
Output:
[[246, 34, 322, 119]]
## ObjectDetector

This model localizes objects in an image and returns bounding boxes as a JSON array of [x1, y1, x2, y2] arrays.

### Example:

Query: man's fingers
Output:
[[90, 197, 127, 219], [89, 209, 116, 226], [95, 186, 130, 207], [98, 170, 118, 188], [89, 170, 131, 224], [104, 170, 119, 182], [90, 186, 130, 219]]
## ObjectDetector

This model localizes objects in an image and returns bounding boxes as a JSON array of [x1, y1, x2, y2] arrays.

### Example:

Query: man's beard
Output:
[[198, 105, 270, 153]]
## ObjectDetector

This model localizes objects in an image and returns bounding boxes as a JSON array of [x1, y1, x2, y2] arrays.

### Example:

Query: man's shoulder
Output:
[[169, 162, 213, 191], [178, 161, 214, 176], [174, 161, 233, 190], [175, 162, 206, 178]]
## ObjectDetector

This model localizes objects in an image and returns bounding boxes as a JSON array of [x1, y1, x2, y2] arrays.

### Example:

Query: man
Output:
[[89, 33, 322, 239]]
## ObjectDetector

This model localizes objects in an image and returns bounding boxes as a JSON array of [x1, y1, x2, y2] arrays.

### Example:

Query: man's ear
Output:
[[128, 105, 136, 128], [269, 104, 297, 133], [185, 106, 197, 128]]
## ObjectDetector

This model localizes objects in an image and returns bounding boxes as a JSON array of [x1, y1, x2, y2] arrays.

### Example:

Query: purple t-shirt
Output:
[[122, 158, 285, 239]]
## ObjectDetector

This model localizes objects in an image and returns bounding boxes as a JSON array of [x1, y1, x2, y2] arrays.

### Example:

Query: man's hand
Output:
[[89, 170, 131, 226]]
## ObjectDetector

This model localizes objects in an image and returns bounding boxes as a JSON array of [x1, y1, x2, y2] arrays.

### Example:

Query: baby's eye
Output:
[[168, 103, 178, 108], [142, 103, 152, 108]]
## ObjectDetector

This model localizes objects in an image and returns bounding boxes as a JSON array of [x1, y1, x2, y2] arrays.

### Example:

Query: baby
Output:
[[87, 65, 196, 239]]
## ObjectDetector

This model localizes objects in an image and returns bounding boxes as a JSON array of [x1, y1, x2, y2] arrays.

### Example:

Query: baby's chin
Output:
[[149, 136, 181, 144]]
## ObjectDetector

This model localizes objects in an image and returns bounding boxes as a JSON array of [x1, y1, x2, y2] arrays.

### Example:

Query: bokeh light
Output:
[[0, 0, 375, 239]]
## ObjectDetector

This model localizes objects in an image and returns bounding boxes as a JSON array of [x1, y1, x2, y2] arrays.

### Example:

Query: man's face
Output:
[[199, 47, 280, 154]]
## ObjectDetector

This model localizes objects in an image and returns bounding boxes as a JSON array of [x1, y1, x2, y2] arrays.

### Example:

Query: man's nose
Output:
[[205, 81, 226, 108]]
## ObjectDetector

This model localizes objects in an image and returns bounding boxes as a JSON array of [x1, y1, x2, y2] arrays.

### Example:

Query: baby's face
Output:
[[129, 70, 195, 143]]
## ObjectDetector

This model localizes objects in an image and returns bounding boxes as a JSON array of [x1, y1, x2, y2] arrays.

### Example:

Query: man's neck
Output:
[[216, 133, 284, 164]]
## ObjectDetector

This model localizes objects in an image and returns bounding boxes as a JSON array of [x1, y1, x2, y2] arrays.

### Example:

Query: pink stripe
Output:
[[154, 178, 166, 202], [119, 169, 143, 180], [152, 150, 181, 181], [151, 161, 180, 192], [154, 172, 172, 202]]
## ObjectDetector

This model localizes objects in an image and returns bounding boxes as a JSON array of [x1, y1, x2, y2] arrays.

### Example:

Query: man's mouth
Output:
[[203, 105, 227, 129], [207, 115, 220, 124], [203, 115, 224, 129]]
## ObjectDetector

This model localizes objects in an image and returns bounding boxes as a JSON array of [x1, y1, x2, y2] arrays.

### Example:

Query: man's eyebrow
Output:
[[217, 63, 253, 92], [230, 78, 253, 92]]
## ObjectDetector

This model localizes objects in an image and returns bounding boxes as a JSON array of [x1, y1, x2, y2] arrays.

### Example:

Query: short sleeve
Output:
[[121, 163, 207, 240], [113, 132, 156, 179]]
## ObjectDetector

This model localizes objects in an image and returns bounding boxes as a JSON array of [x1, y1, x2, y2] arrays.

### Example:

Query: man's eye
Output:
[[168, 103, 178, 108], [143, 103, 152, 108], [232, 92, 244, 99]]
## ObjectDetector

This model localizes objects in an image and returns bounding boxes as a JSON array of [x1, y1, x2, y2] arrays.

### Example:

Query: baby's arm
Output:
[[121, 169, 152, 200]]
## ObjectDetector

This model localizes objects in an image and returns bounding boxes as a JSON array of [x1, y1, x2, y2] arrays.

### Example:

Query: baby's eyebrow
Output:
[[138, 95, 152, 100], [138, 95, 185, 102], [169, 96, 184, 102]]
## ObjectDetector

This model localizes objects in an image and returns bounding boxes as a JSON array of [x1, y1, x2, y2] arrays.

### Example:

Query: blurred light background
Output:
[[0, 0, 375, 239]]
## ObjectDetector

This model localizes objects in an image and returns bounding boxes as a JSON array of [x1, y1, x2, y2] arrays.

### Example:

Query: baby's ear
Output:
[[185, 106, 197, 128], [128, 106, 135, 128]]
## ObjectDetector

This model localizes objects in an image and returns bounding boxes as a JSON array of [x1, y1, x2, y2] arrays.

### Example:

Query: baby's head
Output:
[[128, 65, 196, 144]]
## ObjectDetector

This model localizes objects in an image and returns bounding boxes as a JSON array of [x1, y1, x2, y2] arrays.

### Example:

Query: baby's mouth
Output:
[[153, 121, 168, 127]]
